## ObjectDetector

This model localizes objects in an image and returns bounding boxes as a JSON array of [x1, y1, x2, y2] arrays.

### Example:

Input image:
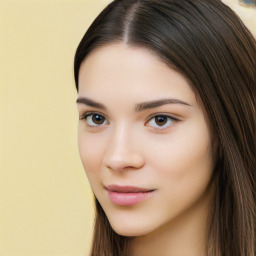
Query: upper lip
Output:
[[105, 184, 155, 193]]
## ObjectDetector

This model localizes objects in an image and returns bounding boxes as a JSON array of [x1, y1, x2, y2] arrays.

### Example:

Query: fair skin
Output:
[[77, 43, 214, 256]]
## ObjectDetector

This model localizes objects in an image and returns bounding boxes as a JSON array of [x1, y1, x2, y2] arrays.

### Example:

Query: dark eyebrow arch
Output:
[[135, 98, 192, 112], [76, 97, 106, 109], [76, 97, 192, 111]]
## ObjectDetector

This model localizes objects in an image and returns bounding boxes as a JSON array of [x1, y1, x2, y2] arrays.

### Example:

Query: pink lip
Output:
[[105, 185, 155, 206]]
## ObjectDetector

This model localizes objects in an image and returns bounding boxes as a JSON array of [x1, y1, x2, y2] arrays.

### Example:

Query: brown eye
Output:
[[146, 115, 176, 129], [82, 113, 108, 127], [155, 116, 168, 126], [92, 114, 105, 124]]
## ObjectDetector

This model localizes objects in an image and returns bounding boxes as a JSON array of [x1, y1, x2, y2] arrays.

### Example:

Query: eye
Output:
[[146, 115, 176, 129], [80, 113, 108, 127]]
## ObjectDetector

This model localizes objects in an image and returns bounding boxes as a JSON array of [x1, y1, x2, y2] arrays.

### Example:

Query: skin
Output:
[[77, 43, 214, 256]]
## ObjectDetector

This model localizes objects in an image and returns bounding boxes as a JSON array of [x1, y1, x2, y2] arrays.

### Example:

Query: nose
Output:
[[103, 125, 145, 172]]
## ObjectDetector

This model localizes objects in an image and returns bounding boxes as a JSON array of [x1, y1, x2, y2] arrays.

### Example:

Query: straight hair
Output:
[[74, 0, 256, 255]]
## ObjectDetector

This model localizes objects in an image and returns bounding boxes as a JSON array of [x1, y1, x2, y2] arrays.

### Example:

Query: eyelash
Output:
[[79, 112, 179, 130], [79, 112, 109, 127]]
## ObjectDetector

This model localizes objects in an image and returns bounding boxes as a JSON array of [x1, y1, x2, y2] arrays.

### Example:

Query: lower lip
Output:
[[107, 190, 155, 206]]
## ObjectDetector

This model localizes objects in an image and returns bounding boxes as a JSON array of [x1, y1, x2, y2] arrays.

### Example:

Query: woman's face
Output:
[[77, 43, 214, 237]]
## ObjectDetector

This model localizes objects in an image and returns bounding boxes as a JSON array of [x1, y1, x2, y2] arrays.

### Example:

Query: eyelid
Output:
[[145, 113, 180, 130], [146, 112, 180, 122], [79, 111, 108, 120], [79, 111, 110, 127]]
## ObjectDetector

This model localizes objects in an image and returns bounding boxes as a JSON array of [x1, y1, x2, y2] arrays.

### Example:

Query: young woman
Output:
[[74, 0, 256, 255]]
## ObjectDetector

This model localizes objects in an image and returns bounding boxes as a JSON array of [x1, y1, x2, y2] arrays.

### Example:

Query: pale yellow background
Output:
[[0, 0, 111, 255], [0, 1, 255, 256]]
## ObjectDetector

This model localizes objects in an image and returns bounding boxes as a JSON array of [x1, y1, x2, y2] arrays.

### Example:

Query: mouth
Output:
[[105, 184, 156, 206]]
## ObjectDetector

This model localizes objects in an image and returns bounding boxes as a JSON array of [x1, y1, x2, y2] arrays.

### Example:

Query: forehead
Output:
[[78, 43, 196, 105]]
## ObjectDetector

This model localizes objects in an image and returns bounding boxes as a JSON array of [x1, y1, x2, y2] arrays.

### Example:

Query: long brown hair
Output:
[[74, 0, 256, 255]]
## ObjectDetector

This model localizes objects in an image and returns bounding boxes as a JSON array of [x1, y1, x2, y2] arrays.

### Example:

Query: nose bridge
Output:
[[103, 122, 144, 171], [111, 124, 130, 151]]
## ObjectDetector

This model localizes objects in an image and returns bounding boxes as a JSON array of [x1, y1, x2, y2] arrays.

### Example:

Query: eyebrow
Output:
[[135, 98, 192, 111], [76, 97, 192, 112], [76, 97, 106, 109]]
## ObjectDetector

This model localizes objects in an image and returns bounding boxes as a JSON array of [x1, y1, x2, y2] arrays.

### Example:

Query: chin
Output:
[[113, 227, 149, 237], [109, 220, 154, 237]]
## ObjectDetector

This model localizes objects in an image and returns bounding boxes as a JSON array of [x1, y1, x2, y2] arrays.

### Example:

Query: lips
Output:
[[105, 184, 154, 193], [105, 184, 156, 206]]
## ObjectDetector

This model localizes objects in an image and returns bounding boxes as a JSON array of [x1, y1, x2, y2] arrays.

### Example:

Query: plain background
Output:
[[0, 0, 255, 255]]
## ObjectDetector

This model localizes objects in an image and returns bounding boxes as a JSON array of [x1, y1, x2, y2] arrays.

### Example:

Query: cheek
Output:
[[141, 120, 214, 225], [147, 116, 213, 196], [78, 129, 106, 180]]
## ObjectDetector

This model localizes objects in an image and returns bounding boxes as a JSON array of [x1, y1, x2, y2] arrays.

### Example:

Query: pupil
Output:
[[156, 116, 167, 126], [92, 114, 104, 124]]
